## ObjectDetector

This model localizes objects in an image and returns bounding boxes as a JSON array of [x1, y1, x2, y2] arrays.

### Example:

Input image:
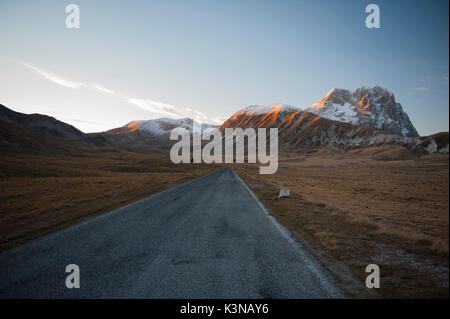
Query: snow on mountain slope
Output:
[[240, 104, 300, 115], [107, 118, 218, 135], [305, 86, 419, 137], [0, 102, 446, 155], [221, 104, 301, 129], [220, 104, 424, 151], [219, 103, 450, 153]]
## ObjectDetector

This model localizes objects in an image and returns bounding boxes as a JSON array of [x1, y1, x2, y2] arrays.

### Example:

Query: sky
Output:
[[0, 0, 448, 135]]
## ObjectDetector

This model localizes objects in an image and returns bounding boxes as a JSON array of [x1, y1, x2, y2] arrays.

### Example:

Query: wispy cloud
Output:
[[19, 62, 85, 89], [415, 87, 430, 91], [17, 61, 225, 125], [90, 83, 116, 95], [126, 98, 182, 117]]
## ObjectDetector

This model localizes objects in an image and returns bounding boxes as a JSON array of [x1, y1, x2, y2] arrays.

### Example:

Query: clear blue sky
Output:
[[0, 0, 448, 134]]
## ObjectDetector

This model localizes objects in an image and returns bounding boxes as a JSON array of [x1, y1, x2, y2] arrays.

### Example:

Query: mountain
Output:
[[0, 104, 164, 153], [239, 104, 300, 116], [87, 118, 219, 153], [419, 132, 449, 154], [106, 118, 218, 135], [0, 107, 104, 155], [304, 86, 419, 137], [220, 104, 448, 153], [0, 105, 218, 153], [1, 102, 447, 155], [0, 104, 85, 140]]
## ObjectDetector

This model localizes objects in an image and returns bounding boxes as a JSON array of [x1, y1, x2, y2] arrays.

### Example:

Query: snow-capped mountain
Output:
[[219, 103, 449, 153], [239, 104, 300, 115], [305, 86, 419, 137], [221, 104, 411, 150], [0, 103, 447, 155], [86, 117, 219, 152], [107, 118, 218, 135], [221, 104, 300, 128]]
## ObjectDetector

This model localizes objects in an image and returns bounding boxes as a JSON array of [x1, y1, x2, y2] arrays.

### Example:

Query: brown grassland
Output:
[[232, 145, 449, 298], [0, 143, 448, 298], [0, 150, 219, 251]]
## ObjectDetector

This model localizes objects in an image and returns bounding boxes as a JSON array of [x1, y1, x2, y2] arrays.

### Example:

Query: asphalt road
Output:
[[0, 167, 345, 298]]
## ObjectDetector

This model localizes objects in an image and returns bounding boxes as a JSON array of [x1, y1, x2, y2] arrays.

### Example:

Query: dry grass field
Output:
[[233, 145, 449, 298], [0, 150, 219, 251], [1, 140, 448, 298]]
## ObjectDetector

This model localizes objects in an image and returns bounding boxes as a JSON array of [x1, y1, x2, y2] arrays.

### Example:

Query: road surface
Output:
[[0, 167, 345, 298]]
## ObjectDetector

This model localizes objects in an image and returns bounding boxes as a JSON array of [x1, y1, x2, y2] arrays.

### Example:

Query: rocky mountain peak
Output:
[[321, 88, 353, 106], [305, 86, 419, 137]]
